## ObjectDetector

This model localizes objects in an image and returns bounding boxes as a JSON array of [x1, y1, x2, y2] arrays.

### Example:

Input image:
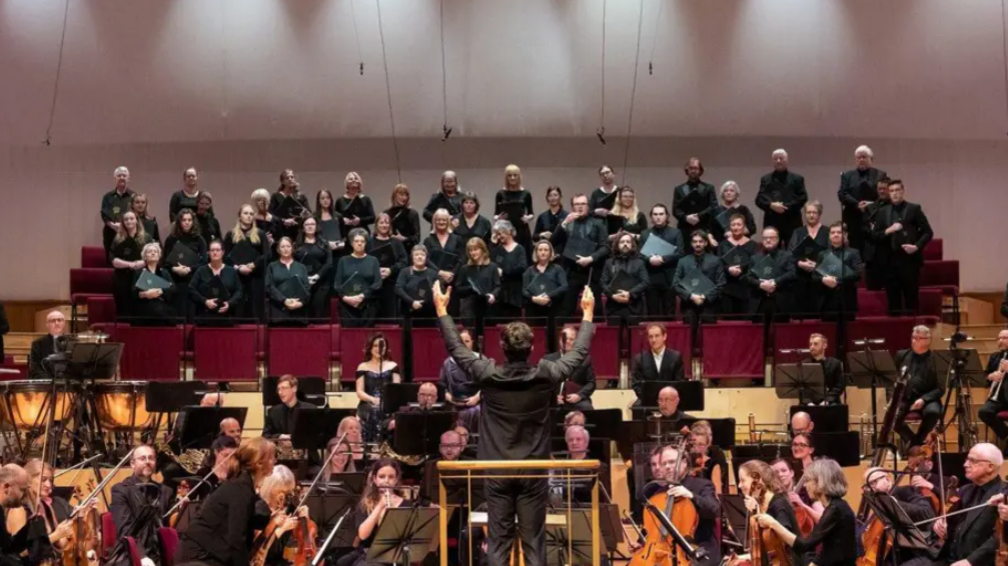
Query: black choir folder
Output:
[[498, 201, 525, 223], [596, 190, 618, 211], [338, 272, 365, 296], [722, 245, 751, 268], [678, 188, 705, 211], [526, 273, 559, 296], [370, 243, 396, 267], [167, 242, 201, 268], [792, 236, 824, 262], [429, 249, 458, 271], [428, 193, 458, 215], [640, 234, 677, 258], [713, 210, 733, 235], [319, 219, 342, 243], [605, 214, 625, 234], [752, 255, 781, 280], [279, 276, 310, 302], [815, 253, 844, 278], [228, 240, 259, 266], [135, 271, 171, 291], [407, 276, 433, 301], [275, 195, 305, 219], [606, 271, 638, 295], [562, 235, 596, 262], [201, 276, 230, 302], [679, 269, 715, 297]]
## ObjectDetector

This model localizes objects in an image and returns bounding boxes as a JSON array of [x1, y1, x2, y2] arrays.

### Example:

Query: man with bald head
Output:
[[219, 417, 242, 440], [930, 443, 1004, 566], [0, 464, 30, 564], [109, 445, 173, 566], [634, 385, 688, 423], [978, 330, 1008, 444], [757, 149, 808, 246], [862, 466, 936, 566], [838, 145, 886, 253], [29, 310, 66, 380], [790, 411, 814, 435], [387, 382, 440, 431]]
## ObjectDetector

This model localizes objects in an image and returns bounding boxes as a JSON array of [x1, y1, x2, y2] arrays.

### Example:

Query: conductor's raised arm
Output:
[[435, 281, 495, 381]]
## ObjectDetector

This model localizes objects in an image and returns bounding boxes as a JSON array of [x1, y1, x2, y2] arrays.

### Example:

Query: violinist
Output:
[[772, 458, 823, 531], [177, 437, 277, 566], [170, 435, 239, 531], [860, 467, 934, 566], [756, 459, 858, 566], [353, 458, 410, 566], [659, 444, 721, 566], [251, 464, 311, 566], [688, 421, 728, 495], [12, 459, 94, 564], [108, 445, 173, 566], [787, 434, 825, 524], [738, 460, 803, 566], [929, 443, 1004, 566]]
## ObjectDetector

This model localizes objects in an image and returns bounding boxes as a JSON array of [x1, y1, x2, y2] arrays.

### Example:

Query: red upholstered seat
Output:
[[70, 268, 115, 330], [81, 246, 107, 268], [127, 537, 144, 566], [857, 289, 888, 317], [101, 512, 116, 559], [158, 526, 179, 566], [917, 288, 943, 325], [85, 295, 116, 327], [922, 238, 943, 262], [920, 260, 960, 296], [193, 325, 260, 382], [411, 327, 451, 382], [701, 322, 764, 379], [268, 325, 332, 378], [772, 320, 838, 364], [996, 411, 1008, 420], [904, 411, 922, 422], [484, 325, 547, 366], [629, 322, 692, 378], [587, 323, 621, 380], [847, 317, 915, 356], [117, 325, 185, 381], [340, 326, 403, 383], [0, 356, 23, 381]]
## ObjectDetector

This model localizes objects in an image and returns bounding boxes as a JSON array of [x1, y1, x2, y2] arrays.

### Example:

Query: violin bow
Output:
[[296, 430, 350, 511]]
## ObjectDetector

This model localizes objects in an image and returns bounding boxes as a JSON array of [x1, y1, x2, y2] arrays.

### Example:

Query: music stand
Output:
[[366, 506, 441, 566], [394, 411, 456, 457], [552, 408, 623, 440], [318, 472, 366, 495], [933, 349, 986, 385], [812, 431, 861, 467], [305, 491, 357, 533], [640, 381, 704, 412], [262, 375, 327, 407], [54, 341, 124, 464], [731, 444, 789, 483], [788, 405, 850, 434], [545, 508, 602, 566], [382, 383, 422, 415], [145, 381, 208, 413], [847, 347, 898, 449], [774, 363, 824, 405], [179, 407, 247, 450], [678, 417, 736, 449], [861, 490, 931, 566], [291, 408, 357, 450]]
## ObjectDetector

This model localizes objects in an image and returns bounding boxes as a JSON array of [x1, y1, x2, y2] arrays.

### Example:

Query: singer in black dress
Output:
[[456, 238, 501, 338], [189, 240, 243, 325], [265, 237, 311, 326], [294, 217, 334, 321], [163, 209, 208, 322], [494, 164, 535, 261], [109, 211, 151, 318], [522, 241, 569, 331], [133, 243, 176, 326], [454, 192, 493, 247], [337, 172, 377, 235], [385, 184, 421, 253], [224, 204, 271, 322], [488, 220, 528, 322], [533, 186, 568, 243], [334, 229, 383, 328], [367, 213, 409, 323], [269, 169, 312, 243]]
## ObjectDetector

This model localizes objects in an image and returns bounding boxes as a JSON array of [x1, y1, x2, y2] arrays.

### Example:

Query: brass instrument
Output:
[[859, 413, 871, 458], [988, 352, 1008, 402], [748, 413, 756, 443], [155, 438, 205, 474], [378, 441, 426, 466]]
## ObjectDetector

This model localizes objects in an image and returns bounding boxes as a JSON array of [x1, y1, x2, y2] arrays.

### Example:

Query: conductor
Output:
[[434, 280, 596, 566]]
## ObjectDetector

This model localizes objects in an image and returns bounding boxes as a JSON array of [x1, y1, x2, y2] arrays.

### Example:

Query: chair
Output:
[[1, 356, 23, 381], [69, 268, 114, 331], [81, 246, 107, 268], [340, 326, 403, 384], [85, 295, 117, 327], [117, 325, 185, 381], [127, 537, 144, 566], [268, 325, 331, 378], [587, 324, 621, 381], [158, 526, 180, 566], [922, 238, 943, 261], [857, 289, 889, 317], [411, 327, 450, 382], [701, 321, 764, 379], [483, 325, 548, 365], [628, 322, 693, 378], [193, 325, 260, 382], [101, 512, 116, 559], [918, 288, 943, 326], [847, 317, 915, 357]]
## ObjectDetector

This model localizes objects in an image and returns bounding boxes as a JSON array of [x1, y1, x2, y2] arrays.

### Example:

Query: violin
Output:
[[728, 479, 792, 566], [284, 485, 322, 566], [62, 480, 101, 566], [251, 493, 296, 566], [904, 431, 942, 514]]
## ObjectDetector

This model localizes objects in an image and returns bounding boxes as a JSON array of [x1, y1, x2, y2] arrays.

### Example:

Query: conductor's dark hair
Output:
[[683, 157, 705, 175], [211, 434, 238, 453], [500, 322, 534, 363]]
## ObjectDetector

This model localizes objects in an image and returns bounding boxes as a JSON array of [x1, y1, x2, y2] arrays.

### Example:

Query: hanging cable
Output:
[[376, 0, 401, 181], [621, 0, 645, 184], [1001, 0, 1008, 133], [440, 0, 452, 141], [597, 0, 607, 144], [43, 0, 71, 146], [351, 0, 364, 74], [647, 0, 662, 75]]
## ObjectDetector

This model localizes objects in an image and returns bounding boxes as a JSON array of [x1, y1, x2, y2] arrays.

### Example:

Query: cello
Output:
[[628, 440, 699, 566]]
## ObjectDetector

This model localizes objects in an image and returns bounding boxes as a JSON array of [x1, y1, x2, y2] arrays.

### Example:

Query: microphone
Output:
[[442, 125, 453, 141], [596, 127, 607, 145]]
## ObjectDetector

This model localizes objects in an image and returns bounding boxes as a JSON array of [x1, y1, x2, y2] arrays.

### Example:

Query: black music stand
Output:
[[788, 405, 850, 434], [640, 381, 704, 411], [812, 431, 861, 466], [394, 411, 456, 458], [775, 363, 824, 405], [179, 407, 247, 450], [57, 341, 124, 465], [730, 444, 789, 483], [291, 408, 357, 450], [860, 490, 931, 566], [305, 491, 357, 533], [145, 381, 208, 413], [545, 508, 603, 566], [848, 348, 898, 448], [366, 506, 441, 566], [382, 383, 420, 414], [262, 375, 327, 407], [933, 349, 986, 385], [678, 417, 736, 449], [551, 408, 623, 439]]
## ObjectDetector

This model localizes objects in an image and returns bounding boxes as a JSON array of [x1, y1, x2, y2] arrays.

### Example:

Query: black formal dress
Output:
[[494, 189, 534, 261], [295, 238, 334, 321], [838, 167, 886, 253], [269, 190, 312, 242], [455, 263, 501, 337], [813, 246, 862, 321], [671, 181, 718, 241], [132, 267, 177, 326], [163, 232, 208, 322], [522, 263, 569, 332], [334, 254, 383, 327], [630, 347, 685, 403], [189, 264, 243, 325], [336, 194, 377, 235], [453, 214, 493, 247], [423, 191, 464, 223], [100, 187, 135, 261], [356, 367, 397, 443], [870, 201, 933, 316], [533, 207, 568, 242], [893, 349, 944, 447], [639, 226, 684, 318], [395, 266, 440, 326], [673, 252, 727, 328], [110, 234, 151, 318], [265, 259, 311, 325], [600, 255, 649, 323], [489, 243, 528, 321], [551, 217, 609, 319], [787, 225, 829, 318], [196, 211, 221, 244], [438, 314, 593, 566], [177, 471, 271, 566], [107, 475, 173, 566], [709, 204, 758, 243], [385, 206, 422, 253], [169, 190, 213, 223], [756, 170, 808, 247], [716, 240, 758, 317], [223, 228, 271, 322], [138, 214, 161, 248], [978, 350, 1008, 439], [367, 236, 409, 322], [788, 496, 857, 566], [746, 248, 796, 323], [542, 351, 596, 411], [423, 232, 466, 317]]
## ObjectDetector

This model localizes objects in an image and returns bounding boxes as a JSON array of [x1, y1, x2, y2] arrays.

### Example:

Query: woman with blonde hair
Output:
[[423, 171, 464, 223], [386, 183, 421, 252], [133, 242, 176, 326], [225, 203, 272, 321], [367, 212, 409, 322], [109, 210, 151, 317], [494, 164, 535, 262], [522, 239, 568, 329], [421, 208, 465, 316], [456, 236, 500, 334], [337, 171, 377, 234], [607, 185, 647, 240], [251, 187, 278, 248]]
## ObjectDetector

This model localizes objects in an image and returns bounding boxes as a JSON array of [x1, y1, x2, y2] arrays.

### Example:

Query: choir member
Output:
[[708, 180, 757, 247], [489, 220, 528, 321], [589, 164, 620, 219], [688, 420, 728, 494], [894, 327, 944, 448], [28, 310, 65, 380], [716, 214, 758, 317], [861, 467, 935, 566], [659, 444, 721, 566], [189, 240, 243, 325], [130, 192, 161, 247], [133, 243, 176, 326], [930, 443, 1004, 566], [807, 333, 846, 405], [673, 230, 726, 330], [270, 168, 312, 242], [163, 208, 208, 322], [251, 188, 279, 249], [423, 170, 464, 223], [395, 245, 440, 326], [606, 186, 648, 240], [455, 237, 500, 336], [533, 186, 568, 243], [356, 334, 401, 443], [194, 191, 221, 244], [337, 171, 377, 234], [169, 166, 210, 223], [386, 183, 421, 252], [747, 227, 796, 324], [494, 164, 535, 260], [756, 149, 808, 247], [630, 325, 685, 403], [978, 330, 1008, 442], [787, 201, 828, 318], [552, 193, 608, 319], [224, 204, 271, 322], [100, 165, 135, 262], [177, 437, 277, 566], [838, 145, 887, 254], [354, 459, 409, 566], [756, 459, 857, 566], [424, 208, 465, 292], [368, 213, 409, 322], [546, 326, 596, 411], [672, 157, 718, 241], [334, 228, 383, 328], [815, 221, 862, 320], [861, 177, 891, 290], [870, 179, 933, 315], [110, 210, 151, 317], [314, 188, 347, 255], [639, 204, 683, 318], [737, 460, 805, 566], [108, 445, 173, 566], [294, 216, 334, 321], [265, 236, 310, 325], [439, 328, 482, 428], [449, 191, 490, 247], [0, 464, 32, 566], [601, 231, 649, 323], [522, 240, 569, 330]]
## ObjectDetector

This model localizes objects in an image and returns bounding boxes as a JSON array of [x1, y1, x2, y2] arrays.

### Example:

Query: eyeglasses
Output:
[[966, 457, 992, 465], [792, 442, 810, 449]]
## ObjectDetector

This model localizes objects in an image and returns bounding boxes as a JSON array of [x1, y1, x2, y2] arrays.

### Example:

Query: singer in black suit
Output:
[[756, 149, 808, 247], [671, 158, 718, 241], [870, 180, 933, 316], [746, 228, 796, 324], [551, 194, 608, 319], [860, 177, 890, 291], [630, 324, 685, 404], [837, 146, 886, 253], [543, 327, 596, 411], [978, 330, 1008, 441], [893, 326, 944, 448]]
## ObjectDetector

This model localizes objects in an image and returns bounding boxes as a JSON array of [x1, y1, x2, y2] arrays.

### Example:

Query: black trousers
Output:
[[864, 259, 887, 291], [885, 258, 921, 316], [374, 279, 398, 323], [308, 282, 332, 321], [790, 273, 820, 319], [894, 400, 942, 446], [644, 283, 676, 318], [979, 399, 1008, 440], [719, 294, 750, 319], [339, 301, 375, 328], [485, 475, 548, 566]]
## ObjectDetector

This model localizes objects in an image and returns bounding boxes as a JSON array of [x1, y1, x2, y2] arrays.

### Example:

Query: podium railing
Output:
[[437, 459, 602, 566]]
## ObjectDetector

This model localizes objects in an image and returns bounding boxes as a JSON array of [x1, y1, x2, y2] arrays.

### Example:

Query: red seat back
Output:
[[702, 322, 764, 379], [920, 260, 960, 294], [847, 317, 915, 356], [268, 326, 332, 378], [101, 512, 116, 558], [857, 289, 888, 317], [158, 526, 179, 566], [772, 321, 838, 364], [85, 295, 117, 326], [411, 327, 451, 382], [0, 356, 23, 381], [483, 325, 547, 366], [918, 289, 943, 324], [587, 324, 620, 380], [118, 325, 184, 381], [629, 322, 692, 378], [127, 537, 144, 566], [340, 326, 403, 383], [922, 238, 943, 261], [81, 246, 107, 268], [194, 325, 260, 382], [69, 268, 114, 300]]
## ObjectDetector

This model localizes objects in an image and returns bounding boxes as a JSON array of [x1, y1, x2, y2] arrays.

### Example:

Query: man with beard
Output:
[[639, 204, 683, 317], [838, 145, 887, 254], [601, 232, 649, 324], [814, 221, 863, 321], [551, 194, 609, 319], [746, 227, 795, 324], [108, 445, 173, 566], [870, 179, 933, 316], [861, 177, 891, 290], [671, 157, 718, 242], [673, 231, 726, 338], [0, 464, 33, 566], [806, 333, 846, 405], [756, 149, 808, 246]]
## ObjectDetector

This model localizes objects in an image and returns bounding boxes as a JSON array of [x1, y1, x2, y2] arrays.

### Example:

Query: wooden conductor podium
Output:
[[437, 459, 602, 566]]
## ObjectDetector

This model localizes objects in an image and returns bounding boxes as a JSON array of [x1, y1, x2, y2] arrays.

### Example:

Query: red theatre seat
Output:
[[847, 317, 915, 357], [586, 323, 621, 381], [268, 326, 332, 379], [412, 327, 450, 382], [772, 321, 838, 364], [101, 512, 116, 559], [922, 238, 943, 262], [69, 268, 114, 330], [193, 325, 260, 382], [340, 326, 403, 384], [857, 289, 889, 318], [81, 246, 107, 268], [85, 295, 116, 327], [920, 260, 960, 296], [158, 527, 179, 566], [918, 289, 943, 325], [117, 325, 184, 381], [1, 356, 23, 381], [629, 322, 692, 378], [483, 325, 548, 366], [701, 322, 764, 379]]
